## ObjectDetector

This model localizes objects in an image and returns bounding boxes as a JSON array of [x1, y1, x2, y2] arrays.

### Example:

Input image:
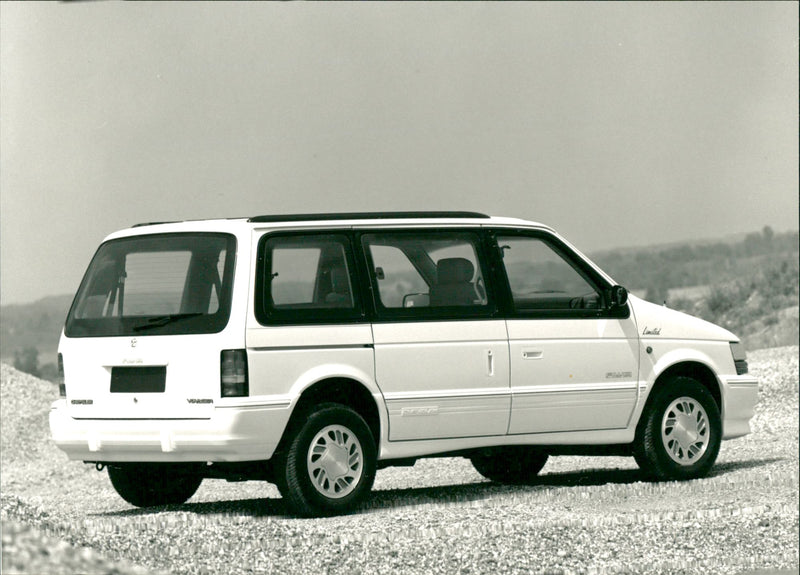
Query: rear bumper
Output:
[[721, 375, 759, 440], [49, 400, 291, 462]]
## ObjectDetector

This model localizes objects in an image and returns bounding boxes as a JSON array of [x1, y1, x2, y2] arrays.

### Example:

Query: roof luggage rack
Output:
[[132, 220, 180, 228], [248, 211, 490, 223]]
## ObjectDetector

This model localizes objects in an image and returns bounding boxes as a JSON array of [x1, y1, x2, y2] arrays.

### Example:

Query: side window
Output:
[[258, 234, 360, 323], [497, 235, 601, 312], [362, 232, 489, 312], [368, 245, 428, 308], [270, 247, 327, 306]]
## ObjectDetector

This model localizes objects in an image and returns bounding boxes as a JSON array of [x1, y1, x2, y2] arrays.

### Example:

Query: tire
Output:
[[275, 403, 377, 517], [107, 463, 203, 507], [633, 377, 721, 481], [470, 446, 549, 485]]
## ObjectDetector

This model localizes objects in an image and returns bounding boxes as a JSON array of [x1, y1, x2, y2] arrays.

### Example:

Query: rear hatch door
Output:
[[62, 334, 219, 419], [61, 231, 239, 419]]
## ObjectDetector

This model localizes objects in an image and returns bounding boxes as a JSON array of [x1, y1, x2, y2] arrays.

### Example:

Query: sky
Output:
[[1, 2, 797, 305]]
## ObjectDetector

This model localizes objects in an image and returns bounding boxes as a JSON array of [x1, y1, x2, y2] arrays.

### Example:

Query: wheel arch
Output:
[[277, 377, 382, 456], [637, 360, 722, 437]]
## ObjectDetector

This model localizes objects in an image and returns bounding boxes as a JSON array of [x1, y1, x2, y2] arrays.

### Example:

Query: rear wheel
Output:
[[108, 463, 203, 507], [470, 447, 549, 484], [275, 403, 376, 517], [634, 377, 721, 481]]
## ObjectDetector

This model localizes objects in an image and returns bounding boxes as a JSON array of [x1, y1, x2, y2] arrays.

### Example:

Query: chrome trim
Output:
[[216, 399, 291, 410], [513, 382, 638, 395], [727, 380, 759, 388], [249, 344, 373, 352], [383, 388, 510, 402]]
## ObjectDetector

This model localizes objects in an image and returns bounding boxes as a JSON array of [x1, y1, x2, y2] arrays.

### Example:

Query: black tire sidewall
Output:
[[281, 404, 377, 517], [637, 378, 721, 481], [471, 447, 548, 485], [108, 464, 202, 507]]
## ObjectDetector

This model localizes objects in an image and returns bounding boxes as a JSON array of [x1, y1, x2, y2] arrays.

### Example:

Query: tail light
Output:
[[57, 353, 66, 397], [221, 349, 248, 397]]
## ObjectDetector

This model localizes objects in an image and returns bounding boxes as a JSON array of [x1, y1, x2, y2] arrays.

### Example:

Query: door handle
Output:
[[522, 350, 543, 360]]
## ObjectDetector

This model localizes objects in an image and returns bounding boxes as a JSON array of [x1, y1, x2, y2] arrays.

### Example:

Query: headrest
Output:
[[437, 258, 474, 285]]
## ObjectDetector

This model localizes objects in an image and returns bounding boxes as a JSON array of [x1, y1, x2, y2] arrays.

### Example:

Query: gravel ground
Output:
[[1, 347, 798, 575]]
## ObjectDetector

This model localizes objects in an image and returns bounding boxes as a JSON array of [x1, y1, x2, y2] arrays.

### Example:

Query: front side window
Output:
[[65, 233, 236, 337], [362, 232, 491, 316], [257, 234, 361, 323], [497, 235, 602, 312]]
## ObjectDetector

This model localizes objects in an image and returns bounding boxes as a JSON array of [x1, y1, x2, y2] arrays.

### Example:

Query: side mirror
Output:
[[607, 285, 628, 309]]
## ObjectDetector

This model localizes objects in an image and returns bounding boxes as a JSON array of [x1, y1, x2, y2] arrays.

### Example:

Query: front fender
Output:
[[642, 339, 733, 387]]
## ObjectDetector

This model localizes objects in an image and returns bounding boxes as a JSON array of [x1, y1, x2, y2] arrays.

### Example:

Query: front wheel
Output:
[[108, 463, 203, 507], [634, 377, 721, 481], [470, 447, 549, 485], [275, 403, 377, 517]]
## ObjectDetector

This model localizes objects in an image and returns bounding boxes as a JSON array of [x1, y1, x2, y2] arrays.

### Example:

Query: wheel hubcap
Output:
[[307, 424, 363, 499], [661, 397, 710, 466]]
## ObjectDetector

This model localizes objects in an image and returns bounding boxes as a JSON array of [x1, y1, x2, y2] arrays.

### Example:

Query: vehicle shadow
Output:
[[92, 456, 785, 519], [709, 457, 784, 476]]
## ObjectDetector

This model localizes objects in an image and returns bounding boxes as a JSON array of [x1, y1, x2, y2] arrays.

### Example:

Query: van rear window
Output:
[[65, 233, 236, 337]]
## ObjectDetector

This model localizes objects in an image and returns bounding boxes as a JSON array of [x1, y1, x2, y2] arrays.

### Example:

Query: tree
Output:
[[13, 346, 40, 377], [645, 283, 669, 305], [762, 225, 774, 244]]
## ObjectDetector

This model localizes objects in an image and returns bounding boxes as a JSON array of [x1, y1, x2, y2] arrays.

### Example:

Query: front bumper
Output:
[[721, 375, 759, 440], [49, 400, 291, 462]]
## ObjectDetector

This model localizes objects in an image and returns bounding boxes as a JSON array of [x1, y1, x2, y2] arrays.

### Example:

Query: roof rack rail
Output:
[[248, 211, 490, 223], [131, 221, 180, 228]]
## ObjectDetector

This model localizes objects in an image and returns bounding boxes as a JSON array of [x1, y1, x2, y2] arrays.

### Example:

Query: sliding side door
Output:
[[361, 230, 511, 441]]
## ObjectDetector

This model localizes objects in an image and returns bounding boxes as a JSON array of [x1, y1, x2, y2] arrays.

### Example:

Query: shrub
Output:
[[705, 285, 737, 318], [645, 283, 669, 305], [13, 347, 40, 378]]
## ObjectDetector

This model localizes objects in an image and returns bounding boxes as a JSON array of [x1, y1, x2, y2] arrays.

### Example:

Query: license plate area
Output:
[[110, 366, 166, 393]]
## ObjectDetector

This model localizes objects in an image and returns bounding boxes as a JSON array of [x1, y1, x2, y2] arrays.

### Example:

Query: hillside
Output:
[[0, 294, 73, 378], [593, 228, 799, 351], [592, 227, 799, 298]]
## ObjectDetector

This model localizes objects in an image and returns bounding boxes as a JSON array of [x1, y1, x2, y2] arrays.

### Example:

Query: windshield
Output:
[[65, 233, 236, 337]]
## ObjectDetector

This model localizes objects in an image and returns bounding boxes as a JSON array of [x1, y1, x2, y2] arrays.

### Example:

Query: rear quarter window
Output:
[[255, 233, 363, 324]]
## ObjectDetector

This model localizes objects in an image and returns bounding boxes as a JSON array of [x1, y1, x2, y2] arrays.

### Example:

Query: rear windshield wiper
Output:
[[132, 313, 204, 332]]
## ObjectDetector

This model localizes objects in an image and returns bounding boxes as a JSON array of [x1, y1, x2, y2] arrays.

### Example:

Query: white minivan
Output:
[[50, 212, 759, 516]]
